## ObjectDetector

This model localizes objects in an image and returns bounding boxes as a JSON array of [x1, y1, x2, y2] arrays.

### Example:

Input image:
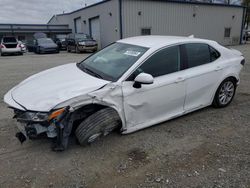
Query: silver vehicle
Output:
[[18, 41, 27, 53], [0, 36, 23, 56]]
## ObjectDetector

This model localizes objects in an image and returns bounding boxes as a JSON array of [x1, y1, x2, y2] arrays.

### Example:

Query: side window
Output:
[[210, 46, 220, 62], [185, 43, 211, 68], [135, 46, 180, 78]]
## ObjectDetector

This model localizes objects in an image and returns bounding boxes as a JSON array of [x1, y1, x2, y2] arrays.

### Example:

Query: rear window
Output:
[[3, 37, 17, 43]]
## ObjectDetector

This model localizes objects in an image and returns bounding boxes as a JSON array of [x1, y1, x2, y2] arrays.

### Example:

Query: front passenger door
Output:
[[122, 45, 186, 130]]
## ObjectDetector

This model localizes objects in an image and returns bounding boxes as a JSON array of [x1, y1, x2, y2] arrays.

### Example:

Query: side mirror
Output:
[[133, 73, 154, 88]]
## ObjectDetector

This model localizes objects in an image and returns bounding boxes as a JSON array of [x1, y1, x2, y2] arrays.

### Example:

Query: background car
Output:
[[18, 41, 27, 53], [0, 36, 23, 56], [54, 34, 67, 50], [66, 33, 98, 53], [33, 38, 59, 54], [245, 30, 250, 41]]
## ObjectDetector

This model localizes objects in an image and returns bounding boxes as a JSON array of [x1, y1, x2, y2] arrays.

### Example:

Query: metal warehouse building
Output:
[[48, 0, 246, 48]]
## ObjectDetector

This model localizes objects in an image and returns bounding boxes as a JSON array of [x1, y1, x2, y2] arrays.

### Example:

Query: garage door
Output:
[[89, 17, 101, 48], [74, 17, 81, 33]]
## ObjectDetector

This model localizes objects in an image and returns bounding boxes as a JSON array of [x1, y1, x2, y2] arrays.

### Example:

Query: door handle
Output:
[[215, 66, 222, 71], [175, 77, 185, 83]]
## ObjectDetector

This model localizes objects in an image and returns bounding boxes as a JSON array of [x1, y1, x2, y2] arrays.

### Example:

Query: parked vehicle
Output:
[[18, 41, 27, 53], [66, 33, 98, 53], [32, 38, 59, 54], [244, 30, 250, 41], [0, 36, 23, 56], [26, 40, 36, 52], [4, 36, 245, 151], [54, 34, 67, 50]]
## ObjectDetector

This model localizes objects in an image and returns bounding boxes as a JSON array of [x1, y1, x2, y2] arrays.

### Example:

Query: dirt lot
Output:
[[0, 47, 249, 188]]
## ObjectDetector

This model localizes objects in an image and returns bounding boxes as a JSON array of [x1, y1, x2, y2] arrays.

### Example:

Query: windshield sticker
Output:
[[124, 51, 141, 57]]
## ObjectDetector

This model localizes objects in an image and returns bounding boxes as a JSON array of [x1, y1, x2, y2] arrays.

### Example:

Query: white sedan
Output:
[[4, 36, 245, 151]]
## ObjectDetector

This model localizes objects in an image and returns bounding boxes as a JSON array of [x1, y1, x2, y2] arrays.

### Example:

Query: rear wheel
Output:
[[75, 108, 121, 146], [213, 78, 236, 108]]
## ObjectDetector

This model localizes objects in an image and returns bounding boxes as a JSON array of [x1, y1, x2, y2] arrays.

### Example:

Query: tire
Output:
[[36, 47, 40, 54], [75, 46, 80, 53], [212, 78, 237, 108], [75, 108, 121, 146]]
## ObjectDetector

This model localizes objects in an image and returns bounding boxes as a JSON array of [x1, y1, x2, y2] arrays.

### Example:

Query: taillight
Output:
[[0, 44, 5, 48]]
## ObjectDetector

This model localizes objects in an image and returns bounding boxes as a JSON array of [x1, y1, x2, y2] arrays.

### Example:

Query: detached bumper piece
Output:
[[52, 106, 70, 152], [13, 107, 72, 152]]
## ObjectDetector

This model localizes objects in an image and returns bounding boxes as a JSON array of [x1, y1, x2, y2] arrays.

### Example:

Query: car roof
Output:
[[118, 35, 215, 48]]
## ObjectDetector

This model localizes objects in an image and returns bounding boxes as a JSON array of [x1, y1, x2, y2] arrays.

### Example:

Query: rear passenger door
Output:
[[183, 43, 221, 111]]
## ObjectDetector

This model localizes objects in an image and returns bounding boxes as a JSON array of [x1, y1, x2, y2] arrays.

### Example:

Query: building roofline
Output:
[[47, 0, 245, 24], [156, 0, 245, 8], [47, 0, 111, 24], [0, 23, 69, 27]]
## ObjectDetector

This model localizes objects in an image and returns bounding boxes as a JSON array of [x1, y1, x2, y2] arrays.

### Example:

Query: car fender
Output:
[[209, 66, 241, 105], [53, 82, 126, 131]]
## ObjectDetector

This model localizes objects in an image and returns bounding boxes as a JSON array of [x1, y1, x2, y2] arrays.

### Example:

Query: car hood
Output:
[[10, 63, 109, 112], [40, 43, 57, 48]]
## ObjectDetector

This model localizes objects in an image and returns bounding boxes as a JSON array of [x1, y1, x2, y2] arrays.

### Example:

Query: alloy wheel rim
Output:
[[219, 81, 235, 105]]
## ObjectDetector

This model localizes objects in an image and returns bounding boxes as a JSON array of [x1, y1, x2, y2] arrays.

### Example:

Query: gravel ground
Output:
[[0, 47, 249, 188]]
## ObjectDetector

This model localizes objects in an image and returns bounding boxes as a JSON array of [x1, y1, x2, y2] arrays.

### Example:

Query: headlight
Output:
[[78, 42, 86, 45], [48, 108, 65, 121], [15, 111, 49, 122]]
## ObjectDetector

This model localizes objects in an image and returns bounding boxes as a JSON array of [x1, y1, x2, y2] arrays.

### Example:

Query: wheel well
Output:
[[70, 104, 122, 132], [226, 76, 238, 84]]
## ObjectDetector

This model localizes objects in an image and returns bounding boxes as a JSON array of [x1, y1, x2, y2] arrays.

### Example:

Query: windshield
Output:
[[78, 42, 148, 81], [3, 37, 17, 43], [75, 34, 92, 41], [56, 35, 66, 39], [37, 38, 54, 44]]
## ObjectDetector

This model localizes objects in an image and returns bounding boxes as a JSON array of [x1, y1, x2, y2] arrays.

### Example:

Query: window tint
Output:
[[185, 43, 211, 68], [3, 37, 17, 43], [136, 46, 180, 77], [80, 42, 148, 81], [210, 46, 220, 61]]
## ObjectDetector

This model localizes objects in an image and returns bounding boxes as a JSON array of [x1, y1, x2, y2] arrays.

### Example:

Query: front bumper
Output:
[[14, 109, 57, 138], [16, 122, 57, 139], [40, 48, 58, 53], [78, 45, 97, 51]]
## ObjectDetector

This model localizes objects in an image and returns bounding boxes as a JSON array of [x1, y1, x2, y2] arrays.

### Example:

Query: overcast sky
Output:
[[0, 0, 101, 24]]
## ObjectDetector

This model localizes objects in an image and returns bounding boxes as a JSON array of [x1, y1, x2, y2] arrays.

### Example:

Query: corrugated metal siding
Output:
[[122, 0, 244, 45], [49, 0, 120, 48]]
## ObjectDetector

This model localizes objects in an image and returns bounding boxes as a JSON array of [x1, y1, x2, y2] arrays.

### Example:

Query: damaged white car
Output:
[[4, 36, 245, 151]]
